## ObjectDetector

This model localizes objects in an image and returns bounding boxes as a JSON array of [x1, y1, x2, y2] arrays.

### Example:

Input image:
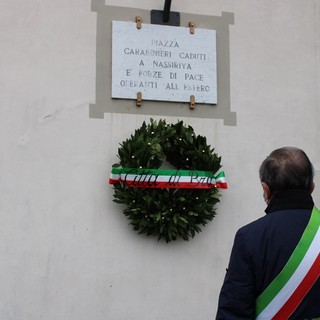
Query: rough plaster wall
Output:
[[0, 0, 319, 319]]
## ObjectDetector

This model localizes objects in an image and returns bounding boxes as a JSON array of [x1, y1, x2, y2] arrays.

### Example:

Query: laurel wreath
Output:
[[110, 119, 224, 242]]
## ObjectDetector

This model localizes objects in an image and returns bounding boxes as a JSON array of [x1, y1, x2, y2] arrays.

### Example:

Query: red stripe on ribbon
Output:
[[273, 253, 320, 320]]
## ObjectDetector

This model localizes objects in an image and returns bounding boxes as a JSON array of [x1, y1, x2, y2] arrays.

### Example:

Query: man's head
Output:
[[259, 147, 315, 203]]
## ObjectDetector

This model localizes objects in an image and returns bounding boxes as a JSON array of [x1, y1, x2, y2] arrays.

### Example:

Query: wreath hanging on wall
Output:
[[109, 119, 227, 242]]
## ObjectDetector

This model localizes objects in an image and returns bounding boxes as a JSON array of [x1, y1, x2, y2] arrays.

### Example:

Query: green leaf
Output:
[[179, 216, 188, 224]]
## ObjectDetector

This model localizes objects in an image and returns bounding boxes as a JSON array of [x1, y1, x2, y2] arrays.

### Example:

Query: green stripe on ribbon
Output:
[[255, 206, 320, 317]]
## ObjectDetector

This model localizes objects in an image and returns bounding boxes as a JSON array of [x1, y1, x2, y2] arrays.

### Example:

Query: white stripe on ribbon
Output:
[[112, 173, 218, 184]]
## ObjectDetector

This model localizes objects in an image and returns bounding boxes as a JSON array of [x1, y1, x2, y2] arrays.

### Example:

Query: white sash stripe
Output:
[[112, 173, 217, 184], [110, 173, 120, 181], [121, 174, 193, 183], [257, 225, 320, 320]]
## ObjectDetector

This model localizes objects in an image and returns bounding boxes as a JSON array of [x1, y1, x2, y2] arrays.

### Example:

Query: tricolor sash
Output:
[[255, 206, 320, 320], [109, 167, 227, 189]]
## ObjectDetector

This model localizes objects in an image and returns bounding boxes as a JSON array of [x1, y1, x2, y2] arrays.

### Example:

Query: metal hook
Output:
[[189, 95, 196, 109], [136, 92, 142, 107], [136, 16, 142, 29]]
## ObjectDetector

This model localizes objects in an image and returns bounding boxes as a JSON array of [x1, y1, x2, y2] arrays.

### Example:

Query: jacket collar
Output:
[[265, 189, 314, 214]]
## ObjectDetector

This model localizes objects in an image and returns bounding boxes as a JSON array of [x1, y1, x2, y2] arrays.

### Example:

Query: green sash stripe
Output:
[[256, 206, 320, 316]]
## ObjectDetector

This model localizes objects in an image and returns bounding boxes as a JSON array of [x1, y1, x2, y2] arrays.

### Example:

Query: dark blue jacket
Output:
[[216, 190, 320, 319]]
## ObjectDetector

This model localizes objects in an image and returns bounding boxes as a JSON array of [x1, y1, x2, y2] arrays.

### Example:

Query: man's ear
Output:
[[261, 182, 271, 203], [310, 182, 315, 194]]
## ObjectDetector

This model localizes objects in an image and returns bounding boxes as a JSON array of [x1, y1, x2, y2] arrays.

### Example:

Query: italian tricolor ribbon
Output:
[[109, 167, 227, 189], [255, 206, 320, 320]]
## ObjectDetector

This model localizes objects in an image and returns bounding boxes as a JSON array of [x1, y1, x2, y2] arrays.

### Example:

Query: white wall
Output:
[[1, 0, 319, 319]]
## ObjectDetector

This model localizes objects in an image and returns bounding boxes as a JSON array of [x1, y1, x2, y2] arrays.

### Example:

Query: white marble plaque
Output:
[[112, 21, 217, 104]]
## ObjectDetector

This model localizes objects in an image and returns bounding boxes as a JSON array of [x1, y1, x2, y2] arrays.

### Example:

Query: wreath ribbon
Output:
[[109, 167, 227, 189]]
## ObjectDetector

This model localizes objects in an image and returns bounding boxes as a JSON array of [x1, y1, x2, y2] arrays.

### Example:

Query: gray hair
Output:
[[259, 147, 314, 194]]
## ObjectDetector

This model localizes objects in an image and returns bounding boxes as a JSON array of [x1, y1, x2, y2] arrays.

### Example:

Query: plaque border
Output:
[[90, 1, 236, 126]]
